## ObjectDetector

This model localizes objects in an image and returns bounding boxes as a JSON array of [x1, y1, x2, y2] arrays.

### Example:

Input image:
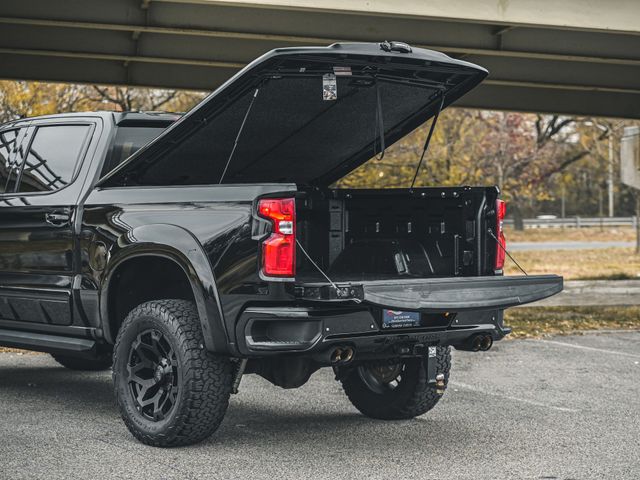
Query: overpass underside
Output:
[[0, 0, 639, 118]]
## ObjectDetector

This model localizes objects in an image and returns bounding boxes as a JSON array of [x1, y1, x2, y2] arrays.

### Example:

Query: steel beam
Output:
[[153, 0, 640, 34], [2, 46, 639, 96], [0, 0, 638, 118], [0, 17, 638, 67]]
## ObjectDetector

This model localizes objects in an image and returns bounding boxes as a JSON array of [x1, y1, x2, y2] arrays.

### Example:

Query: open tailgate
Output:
[[297, 275, 563, 312]]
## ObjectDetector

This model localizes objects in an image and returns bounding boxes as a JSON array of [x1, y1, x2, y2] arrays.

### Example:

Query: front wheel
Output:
[[340, 347, 451, 420], [112, 299, 233, 447]]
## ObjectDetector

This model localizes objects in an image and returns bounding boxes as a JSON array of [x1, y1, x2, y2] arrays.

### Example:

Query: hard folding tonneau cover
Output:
[[99, 42, 488, 188]]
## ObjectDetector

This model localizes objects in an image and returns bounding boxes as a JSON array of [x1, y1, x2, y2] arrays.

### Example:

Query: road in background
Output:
[[504, 217, 636, 228], [526, 279, 640, 307], [0, 332, 638, 479], [510, 241, 635, 251]]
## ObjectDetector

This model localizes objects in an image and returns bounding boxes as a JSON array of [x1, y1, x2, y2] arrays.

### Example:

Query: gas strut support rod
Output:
[[488, 229, 528, 276], [410, 94, 445, 190], [374, 79, 386, 160], [219, 87, 260, 184]]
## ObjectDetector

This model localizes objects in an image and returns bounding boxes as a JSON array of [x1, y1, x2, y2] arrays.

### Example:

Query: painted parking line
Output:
[[450, 381, 579, 413], [538, 339, 640, 359]]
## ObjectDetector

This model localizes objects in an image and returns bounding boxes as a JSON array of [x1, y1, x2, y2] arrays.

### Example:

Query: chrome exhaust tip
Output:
[[330, 348, 343, 364], [330, 346, 355, 365], [480, 335, 493, 351], [471, 335, 483, 352], [340, 346, 354, 363]]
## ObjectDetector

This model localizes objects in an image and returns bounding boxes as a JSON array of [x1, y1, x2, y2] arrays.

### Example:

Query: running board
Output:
[[0, 328, 96, 356]]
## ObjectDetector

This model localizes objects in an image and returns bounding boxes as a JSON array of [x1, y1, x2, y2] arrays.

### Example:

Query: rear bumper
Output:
[[235, 275, 562, 358], [235, 306, 509, 359]]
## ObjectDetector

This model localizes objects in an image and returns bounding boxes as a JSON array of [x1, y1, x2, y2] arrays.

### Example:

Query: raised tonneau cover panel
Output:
[[98, 43, 487, 188]]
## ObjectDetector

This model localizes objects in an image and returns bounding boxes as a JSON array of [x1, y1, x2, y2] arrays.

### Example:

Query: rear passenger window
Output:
[[0, 129, 21, 194], [18, 125, 90, 193]]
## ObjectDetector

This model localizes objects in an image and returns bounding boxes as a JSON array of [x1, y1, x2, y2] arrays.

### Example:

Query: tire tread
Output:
[[341, 347, 451, 420], [113, 299, 232, 447]]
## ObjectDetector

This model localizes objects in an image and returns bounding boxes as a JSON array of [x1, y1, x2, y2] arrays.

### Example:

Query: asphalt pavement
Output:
[[1, 331, 639, 480]]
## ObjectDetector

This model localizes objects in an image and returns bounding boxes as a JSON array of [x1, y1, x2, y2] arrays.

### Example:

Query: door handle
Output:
[[45, 212, 71, 227]]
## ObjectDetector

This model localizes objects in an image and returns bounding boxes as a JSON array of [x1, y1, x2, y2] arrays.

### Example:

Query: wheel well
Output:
[[107, 256, 196, 342]]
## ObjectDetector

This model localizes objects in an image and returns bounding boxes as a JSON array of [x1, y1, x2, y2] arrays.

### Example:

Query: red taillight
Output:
[[495, 199, 506, 271], [258, 198, 295, 277]]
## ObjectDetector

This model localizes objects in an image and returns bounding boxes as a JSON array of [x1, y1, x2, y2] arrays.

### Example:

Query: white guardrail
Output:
[[503, 217, 637, 228]]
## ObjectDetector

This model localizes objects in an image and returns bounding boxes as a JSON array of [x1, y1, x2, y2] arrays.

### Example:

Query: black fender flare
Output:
[[99, 224, 231, 353]]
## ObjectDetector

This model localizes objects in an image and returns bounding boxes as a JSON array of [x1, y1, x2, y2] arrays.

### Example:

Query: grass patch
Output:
[[505, 306, 640, 338], [504, 247, 640, 280]]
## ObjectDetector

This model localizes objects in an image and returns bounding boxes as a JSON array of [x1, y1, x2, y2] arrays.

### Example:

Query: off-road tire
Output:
[[51, 353, 112, 371], [340, 346, 451, 420], [113, 299, 233, 447]]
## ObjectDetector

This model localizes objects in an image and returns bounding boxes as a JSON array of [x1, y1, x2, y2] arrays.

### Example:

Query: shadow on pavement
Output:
[[0, 362, 476, 454]]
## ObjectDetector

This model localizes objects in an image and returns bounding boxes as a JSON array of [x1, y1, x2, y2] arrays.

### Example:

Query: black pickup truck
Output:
[[0, 42, 562, 447]]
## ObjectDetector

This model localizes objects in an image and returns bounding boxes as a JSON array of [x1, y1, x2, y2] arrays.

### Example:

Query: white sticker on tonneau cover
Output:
[[322, 73, 337, 101], [333, 66, 352, 76]]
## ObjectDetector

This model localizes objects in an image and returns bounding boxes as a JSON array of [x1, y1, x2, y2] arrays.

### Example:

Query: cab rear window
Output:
[[102, 126, 166, 176]]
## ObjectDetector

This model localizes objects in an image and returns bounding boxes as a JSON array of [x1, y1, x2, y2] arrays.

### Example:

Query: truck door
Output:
[[0, 120, 95, 328]]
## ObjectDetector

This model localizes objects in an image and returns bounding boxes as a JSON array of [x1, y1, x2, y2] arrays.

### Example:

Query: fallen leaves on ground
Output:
[[505, 306, 640, 338]]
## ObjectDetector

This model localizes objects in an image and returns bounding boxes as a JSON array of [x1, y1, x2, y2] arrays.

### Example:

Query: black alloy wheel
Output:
[[356, 359, 405, 394], [127, 329, 181, 422]]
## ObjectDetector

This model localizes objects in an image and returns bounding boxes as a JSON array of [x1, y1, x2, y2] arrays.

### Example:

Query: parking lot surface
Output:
[[1, 331, 638, 480]]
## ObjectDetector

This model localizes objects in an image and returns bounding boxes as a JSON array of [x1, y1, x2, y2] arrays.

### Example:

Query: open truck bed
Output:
[[296, 186, 500, 279], [294, 186, 561, 311]]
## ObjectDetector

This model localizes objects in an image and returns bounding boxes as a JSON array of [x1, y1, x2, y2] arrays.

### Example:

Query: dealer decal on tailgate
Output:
[[382, 309, 421, 329]]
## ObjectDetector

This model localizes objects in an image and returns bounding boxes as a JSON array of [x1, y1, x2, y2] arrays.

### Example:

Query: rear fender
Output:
[[100, 224, 230, 353]]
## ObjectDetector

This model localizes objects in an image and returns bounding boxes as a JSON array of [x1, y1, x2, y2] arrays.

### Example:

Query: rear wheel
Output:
[[51, 353, 112, 371], [112, 299, 233, 447], [340, 347, 451, 420]]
